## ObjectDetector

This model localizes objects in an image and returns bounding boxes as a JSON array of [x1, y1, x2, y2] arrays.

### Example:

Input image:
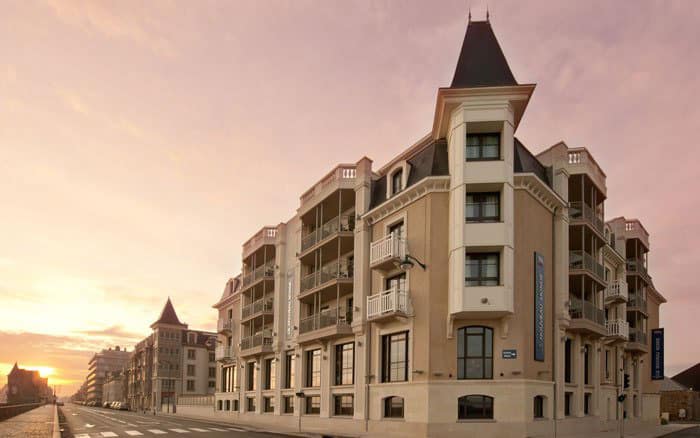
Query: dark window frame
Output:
[[335, 342, 355, 386], [383, 396, 405, 418], [466, 133, 501, 161], [465, 252, 500, 286], [466, 192, 501, 222], [381, 331, 409, 383], [283, 395, 294, 414], [457, 326, 493, 379], [333, 394, 354, 416], [534, 395, 544, 418], [305, 396, 320, 415], [263, 396, 274, 413], [458, 395, 494, 420], [284, 351, 295, 389], [564, 339, 572, 383], [306, 349, 321, 388], [391, 169, 403, 195]]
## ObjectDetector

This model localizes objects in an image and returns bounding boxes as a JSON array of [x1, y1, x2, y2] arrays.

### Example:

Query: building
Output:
[[102, 370, 125, 405], [86, 346, 130, 405], [5, 363, 51, 404], [210, 18, 666, 438], [660, 363, 700, 421], [126, 298, 217, 411]]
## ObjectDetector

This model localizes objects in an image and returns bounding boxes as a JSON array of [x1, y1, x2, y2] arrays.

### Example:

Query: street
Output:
[[60, 403, 294, 438], [667, 427, 700, 437]]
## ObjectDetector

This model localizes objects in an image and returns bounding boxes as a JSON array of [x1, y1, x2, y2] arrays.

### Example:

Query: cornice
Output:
[[513, 174, 567, 213], [363, 176, 450, 225]]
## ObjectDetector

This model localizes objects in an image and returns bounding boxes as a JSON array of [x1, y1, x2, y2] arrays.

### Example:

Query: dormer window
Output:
[[466, 133, 500, 161], [391, 169, 403, 195]]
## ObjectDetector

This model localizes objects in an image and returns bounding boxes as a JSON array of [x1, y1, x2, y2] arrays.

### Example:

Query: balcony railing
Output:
[[240, 331, 273, 351], [606, 319, 629, 339], [299, 308, 352, 334], [300, 257, 353, 293], [626, 259, 648, 276], [217, 318, 234, 332], [215, 345, 234, 360], [569, 201, 604, 234], [241, 261, 275, 288], [569, 250, 605, 281], [605, 279, 628, 302], [367, 286, 410, 319], [628, 293, 648, 313], [629, 329, 647, 345], [300, 212, 356, 252], [242, 298, 274, 319], [569, 296, 605, 325], [370, 233, 406, 266]]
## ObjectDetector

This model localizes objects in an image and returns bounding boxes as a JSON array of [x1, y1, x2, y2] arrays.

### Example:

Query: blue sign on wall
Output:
[[534, 252, 545, 362], [502, 349, 517, 359], [651, 328, 664, 380]]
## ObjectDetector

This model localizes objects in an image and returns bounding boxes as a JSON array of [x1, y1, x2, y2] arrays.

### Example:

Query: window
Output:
[[306, 349, 321, 387], [263, 396, 274, 413], [334, 395, 354, 416], [284, 351, 295, 388], [584, 393, 591, 415], [305, 396, 320, 415], [465, 253, 499, 286], [232, 399, 239, 411], [534, 396, 544, 418], [187, 349, 195, 360], [283, 396, 294, 414], [209, 352, 215, 362], [389, 221, 404, 240], [605, 350, 610, 380], [335, 343, 354, 386], [584, 345, 590, 385], [187, 365, 195, 376], [458, 395, 493, 420], [188, 333, 196, 344], [209, 367, 216, 378], [186, 380, 195, 391], [391, 170, 403, 195], [217, 400, 222, 411], [381, 331, 408, 383], [247, 362, 257, 391], [564, 392, 572, 416], [224, 400, 230, 411], [457, 326, 493, 379], [222, 366, 236, 392], [264, 358, 276, 390], [466, 192, 500, 222], [385, 273, 406, 293], [247, 397, 256, 412], [564, 339, 572, 383], [384, 396, 404, 418], [208, 381, 216, 388], [466, 133, 500, 161]]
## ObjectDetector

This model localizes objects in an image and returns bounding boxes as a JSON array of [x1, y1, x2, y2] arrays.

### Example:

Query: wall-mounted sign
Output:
[[502, 349, 517, 359], [651, 328, 664, 380], [534, 252, 545, 362]]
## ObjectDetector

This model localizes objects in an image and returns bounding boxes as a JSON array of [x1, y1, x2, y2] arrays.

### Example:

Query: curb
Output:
[[52, 404, 61, 438]]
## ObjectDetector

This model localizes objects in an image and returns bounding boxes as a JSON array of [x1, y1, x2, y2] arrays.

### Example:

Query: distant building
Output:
[[660, 364, 700, 421], [86, 346, 130, 405], [102, 370, 125, 405], [5, 363, 51, 404], [126, 298, 216, 411]]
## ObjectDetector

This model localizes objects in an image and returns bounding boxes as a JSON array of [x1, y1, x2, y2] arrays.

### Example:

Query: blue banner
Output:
[[534, 252, 545, 362], [651, 328, 664, 380]]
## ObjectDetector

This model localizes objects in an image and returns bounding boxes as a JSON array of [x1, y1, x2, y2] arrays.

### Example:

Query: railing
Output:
[[628, 293, 648, 313], [0, 403, 43, 421], [626, 259, 648, 276], [242, 227, 277, 255], [300, 211, 356, 252], [241, 261, 275, 288], [217, 318, 234, 332], [606, 319, 629, 339], [370, 233, 406, 266], [569, 201, 604, 234], [215, 345, 234, 360], [300, 165, 357, 204], [629, 329, 647, 345], [367, 286, 410, 319], [567, 149, 606, 187], [300, 257, 354, 293], [299, 308, 352, 334], [605, 279, 628, 302], [242, 298, 274, 319], [569, 296, 605, 325], [240, 331, 273, 350], [569, 250, 605, 281]]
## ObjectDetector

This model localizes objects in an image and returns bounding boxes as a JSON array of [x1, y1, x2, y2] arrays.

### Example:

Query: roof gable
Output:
[[451, 20, 517, 88], [152, 297, 186, 327]]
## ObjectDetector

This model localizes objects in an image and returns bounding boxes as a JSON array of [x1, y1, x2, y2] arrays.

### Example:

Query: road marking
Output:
[[85, 423, 95, 428], [228, 427, 246, 431], [125, 431, 144, 436], [189, 428, 209, 432], [74, 435, 90, 438], [209, 428, 228, 431], [170, 429, 191, 433], [101, 433, 118, 437], [148, 430, 167, 435]]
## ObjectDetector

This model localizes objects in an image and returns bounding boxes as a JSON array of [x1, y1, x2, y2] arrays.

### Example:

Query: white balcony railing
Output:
[[367, 286, 410, 319], [605, 279, 628, 302], [215, 345, 234, 360], [606, 319, 629, 340], [370, 233, 406, 266]]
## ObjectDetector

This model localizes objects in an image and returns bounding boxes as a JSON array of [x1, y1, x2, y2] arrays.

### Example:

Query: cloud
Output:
[[75, 324, 143, 341]]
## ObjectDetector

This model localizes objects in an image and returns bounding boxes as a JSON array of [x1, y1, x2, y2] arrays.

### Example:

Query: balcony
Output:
[[300, 211, 355, 254], [626, 259, 650, 282], [627, 293, 648, 316], [367, 286, 411, 321], [569, 250, 605, 284], [624, 220, 650, 250], [241, 298, 274, 322], [370, 233, 406, 271], [215, 345, 234, 361], [297, 308, 353, 344], [241, 261, 274, 290], [217, 318, 234, 333], [566, 149, 606, 196], [568, 296, 606, 336], [299, 257, 353, 298], [604, 279, 628, 304], [240, 331, 273, 357], [299, 165, 357, 214], [569, 201, 604, 236], [626, 329, 649, 353], [605, 319, 629, 341]]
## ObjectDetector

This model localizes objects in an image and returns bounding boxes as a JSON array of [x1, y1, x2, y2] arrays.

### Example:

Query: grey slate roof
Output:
[[660, 377, 689, 392], [673, 363, 700, 391], [514, 137, 551, 186], [451, 20, 517, 88]]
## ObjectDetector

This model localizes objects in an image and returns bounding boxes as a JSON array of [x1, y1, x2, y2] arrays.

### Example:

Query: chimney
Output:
[[116, 346, 120, 351]]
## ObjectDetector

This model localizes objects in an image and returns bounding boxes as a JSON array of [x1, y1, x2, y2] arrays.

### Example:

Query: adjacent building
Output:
[[5, 363, 51, 404], [102, 370, 126, 405], [86, 347, 130, 406], [660, 363, 700, 421]]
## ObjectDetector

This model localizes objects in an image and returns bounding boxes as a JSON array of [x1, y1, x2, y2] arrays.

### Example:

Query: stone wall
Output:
[[660, 390, 700, 421]]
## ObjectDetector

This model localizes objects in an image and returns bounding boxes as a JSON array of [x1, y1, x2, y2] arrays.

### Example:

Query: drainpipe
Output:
[[552, 205, 559, 438]]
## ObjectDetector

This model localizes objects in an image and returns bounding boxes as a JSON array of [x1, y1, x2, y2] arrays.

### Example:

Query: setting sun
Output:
[[23, 366, 55, 378]]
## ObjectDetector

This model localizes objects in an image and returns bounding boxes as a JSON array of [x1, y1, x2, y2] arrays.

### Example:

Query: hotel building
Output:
[[86, 346, 130, 406], [209, 18, 666, 438]]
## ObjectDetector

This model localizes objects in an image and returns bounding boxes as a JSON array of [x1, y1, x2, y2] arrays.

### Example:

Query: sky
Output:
[[1, 0, 699, 396]]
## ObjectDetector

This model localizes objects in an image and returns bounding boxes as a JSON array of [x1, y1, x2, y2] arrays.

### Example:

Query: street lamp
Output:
[[397, 254, 426, 271]]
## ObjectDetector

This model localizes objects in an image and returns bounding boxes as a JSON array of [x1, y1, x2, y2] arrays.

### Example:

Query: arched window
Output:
[[383, 396, 404, 418], [457, 326, 493, 379], [458, 395, 493, 420], [533, 395, 545, 418]]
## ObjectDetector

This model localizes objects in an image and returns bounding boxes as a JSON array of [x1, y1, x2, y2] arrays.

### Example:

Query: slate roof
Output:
[[514, 137, 551, 186], [660, 377, 689, 392], [451, 20, 517, 88], [672, 363, 700, 391], [152, 297, 186, 327]]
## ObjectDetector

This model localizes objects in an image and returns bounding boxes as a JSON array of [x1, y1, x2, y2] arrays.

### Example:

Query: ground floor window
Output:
[[533, 395, 544, 418], [334, 394, 353, 416], [263, 396, 274, 413], [458, 395, 493, 420], [564, 392, 572, 416], [584, 393, 591, 415], [247, 397, 256, 412], [217, 400, 222, 411], [384, 396, 404, 418], [224, 400, 230, 411], [232, 399, 239, 411], [283, 396, 294, 414], [305, 396, 320, 415]]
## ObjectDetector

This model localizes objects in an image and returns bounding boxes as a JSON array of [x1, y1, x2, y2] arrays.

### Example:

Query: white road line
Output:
[[170, 429, 191, 433], [189, 428, 209, 432], [228, 427, 246, 432], [74, 435, 90, 438], [125, 431, 144, 436], [209, 428, 228, 431], [148, 430, 167, 435], [101, 433, 119, 437]]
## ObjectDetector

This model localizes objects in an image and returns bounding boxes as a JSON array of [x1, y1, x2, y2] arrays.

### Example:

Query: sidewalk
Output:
[[0, 404, 56, 438], [564, 424, 698, 438]]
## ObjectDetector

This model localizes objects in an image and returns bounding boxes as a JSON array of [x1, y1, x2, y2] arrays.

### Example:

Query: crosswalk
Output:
[[73, 426, 248, 437]]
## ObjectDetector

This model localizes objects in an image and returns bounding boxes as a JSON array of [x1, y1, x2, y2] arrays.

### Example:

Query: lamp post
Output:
[[397, 254, 427, 271]]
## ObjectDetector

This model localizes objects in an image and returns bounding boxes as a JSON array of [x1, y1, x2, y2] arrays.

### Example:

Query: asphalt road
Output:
[[667, 426, 700, 437], [60, 403, 294, 438]]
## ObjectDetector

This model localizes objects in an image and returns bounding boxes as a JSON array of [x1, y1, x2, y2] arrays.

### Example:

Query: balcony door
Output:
[[385, 273, 406, 292]]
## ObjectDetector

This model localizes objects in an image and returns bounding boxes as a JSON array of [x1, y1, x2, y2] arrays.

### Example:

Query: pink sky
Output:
[[1, 0, 699, 395]]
